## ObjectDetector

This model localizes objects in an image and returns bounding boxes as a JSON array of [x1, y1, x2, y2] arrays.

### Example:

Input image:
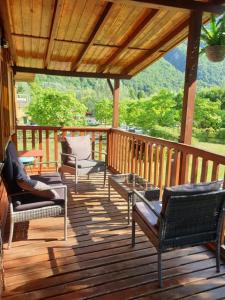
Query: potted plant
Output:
[[201, 13, 225, 62]]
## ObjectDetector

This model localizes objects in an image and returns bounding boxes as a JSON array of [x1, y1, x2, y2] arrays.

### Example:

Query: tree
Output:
[[27, 83, 87, 126], [95, 99, 113, 125], [194, 97, 222, 129]]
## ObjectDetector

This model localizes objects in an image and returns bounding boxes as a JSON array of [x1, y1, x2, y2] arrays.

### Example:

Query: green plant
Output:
[[201, 13, 225, 52]]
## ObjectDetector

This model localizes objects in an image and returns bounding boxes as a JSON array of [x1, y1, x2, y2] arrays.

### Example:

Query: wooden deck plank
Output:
[[3, 173, 225, 300]]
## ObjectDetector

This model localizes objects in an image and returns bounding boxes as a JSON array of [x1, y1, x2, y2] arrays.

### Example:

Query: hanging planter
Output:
[[205, 45, 225, 62], [201, 13, 225, 63]]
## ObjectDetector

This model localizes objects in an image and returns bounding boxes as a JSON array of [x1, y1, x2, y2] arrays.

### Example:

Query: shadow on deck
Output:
[[3, 172, 225, 300]]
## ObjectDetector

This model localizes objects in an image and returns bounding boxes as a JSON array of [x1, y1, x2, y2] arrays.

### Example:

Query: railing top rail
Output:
[[112, 128, 225, 165], [16, 125, 111, 132]]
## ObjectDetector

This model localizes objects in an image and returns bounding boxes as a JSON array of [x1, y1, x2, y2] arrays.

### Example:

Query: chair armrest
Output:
[[133, 190, 161, 218], [60, 152, 77, 159], [91, 150, 107, 156], [33, 161, 58, 166]]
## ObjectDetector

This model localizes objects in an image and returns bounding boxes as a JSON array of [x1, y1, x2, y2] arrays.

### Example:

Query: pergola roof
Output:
[[1, 0, 224, 80]]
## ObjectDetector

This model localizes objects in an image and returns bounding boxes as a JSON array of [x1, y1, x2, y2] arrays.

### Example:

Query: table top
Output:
[[109, 173, 157, 193]]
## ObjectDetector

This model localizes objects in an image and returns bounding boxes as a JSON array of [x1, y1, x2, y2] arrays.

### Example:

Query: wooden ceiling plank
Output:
[[98, 8, 158, 73], [0, 0, 17, 65], [71, 2, 113, 71], [107, 0, 225, 14], [123, 17, 190, 75], [44, 0, 64, 68], [13, 66, 131, 79]]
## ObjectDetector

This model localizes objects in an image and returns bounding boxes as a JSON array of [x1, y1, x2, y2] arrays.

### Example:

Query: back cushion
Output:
[[2, 141, 22, 194], [13, 161, 59, 199], [161, 181, 222, 216], [65, 135, 91, 161]]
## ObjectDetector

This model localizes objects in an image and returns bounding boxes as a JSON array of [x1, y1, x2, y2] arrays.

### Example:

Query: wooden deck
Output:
[[3, 172, 225, 300]]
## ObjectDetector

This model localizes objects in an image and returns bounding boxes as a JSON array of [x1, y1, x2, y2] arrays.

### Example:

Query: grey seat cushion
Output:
[[12, 193, 65, 211], [66, 159, 105, 169]]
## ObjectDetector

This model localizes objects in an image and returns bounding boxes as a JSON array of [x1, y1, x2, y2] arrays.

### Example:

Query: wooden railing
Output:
[[108, 129, 225, 192], [14, 126, 225, 245], [14, 125, 110, 164]]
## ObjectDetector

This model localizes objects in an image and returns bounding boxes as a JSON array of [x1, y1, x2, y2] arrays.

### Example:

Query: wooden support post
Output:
[[112, 79, 120, 128], [179, 11, 202, 184]]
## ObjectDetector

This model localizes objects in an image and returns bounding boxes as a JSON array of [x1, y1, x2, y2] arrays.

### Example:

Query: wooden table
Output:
[[108, 173, 159, 224]]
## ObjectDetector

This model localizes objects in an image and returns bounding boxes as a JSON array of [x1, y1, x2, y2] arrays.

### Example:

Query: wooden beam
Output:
[[180, 11, 202, 145], [123, 18, 189, 75], [71, 2, 113, 71], [108, 0, 225, 14], [0, 0, 17, 65], [179, 11, 202, 185], [98, 8, 158, 73], [112, 79, 120, 128], [107, 79, 114, 95], [12, 66, 131, 80], [44, 0, 64, 68]]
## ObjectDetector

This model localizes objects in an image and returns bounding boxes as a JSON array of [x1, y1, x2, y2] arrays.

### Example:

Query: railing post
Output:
[[179, 10, 202, 184]]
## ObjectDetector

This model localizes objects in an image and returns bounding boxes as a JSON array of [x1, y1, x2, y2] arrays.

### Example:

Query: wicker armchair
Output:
[[132, 189, 225, 288], [60, 135, 107, 192], [2, 142, 67, 248]]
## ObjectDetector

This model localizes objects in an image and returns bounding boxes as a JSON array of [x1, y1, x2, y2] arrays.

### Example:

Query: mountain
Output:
[[164, 44, 225, 87]]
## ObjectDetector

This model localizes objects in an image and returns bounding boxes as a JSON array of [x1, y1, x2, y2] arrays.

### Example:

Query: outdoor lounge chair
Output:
[[132, 182, 225, 288], [60, 135, 107, 192], [2, 141, 67, 248]]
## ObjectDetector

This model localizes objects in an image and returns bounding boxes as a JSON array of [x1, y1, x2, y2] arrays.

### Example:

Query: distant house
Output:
[[16, 94, 30, 124]]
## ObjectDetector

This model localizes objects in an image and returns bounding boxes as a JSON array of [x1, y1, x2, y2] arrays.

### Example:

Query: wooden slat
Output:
[[148, 143, 153, 183], [165, 148, 172, 187], [46, 129, 50, 165], [54, 129, 58, 162], [211, 161, 220, 181], [144, 142, 149, 180], [22, 128, 27, 150], [71, 2, 113, 71], [171, 149, 181, 186], [98, 8, 158, 73], [99, 132, 103, 161], [154, 145, 160, 186], [108, 0, 225, 14], [124, 18, 189, 74], [44, 0, 64, 68], [191, 155, 199, 183], [158, 145, 165, 192]]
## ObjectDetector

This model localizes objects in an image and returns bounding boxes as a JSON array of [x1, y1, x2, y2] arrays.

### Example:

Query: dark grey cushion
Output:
[[13, 161, 59, 199], [2, 141, 23, 194], [162, 181, 222, 216], [65, 135, 91, 161]]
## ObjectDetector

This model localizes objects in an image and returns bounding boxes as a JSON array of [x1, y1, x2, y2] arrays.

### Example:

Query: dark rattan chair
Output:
[[2, 142, 67, 248], [60, 135, 107, 192], [132, 189, 225, 287]]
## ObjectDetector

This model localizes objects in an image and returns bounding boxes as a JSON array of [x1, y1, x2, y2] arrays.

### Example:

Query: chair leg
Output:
[[158, 252, 163, 288], [64, 212, 67, 241], [75, 169, 78, 193], [8, 221, 14, 249], [103, 168, 107, 187], [216, 241, 221, 273], [132, 220, 135, 247]]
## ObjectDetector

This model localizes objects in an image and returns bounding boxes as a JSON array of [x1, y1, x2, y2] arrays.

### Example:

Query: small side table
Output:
[[108, 173, 160, 224]]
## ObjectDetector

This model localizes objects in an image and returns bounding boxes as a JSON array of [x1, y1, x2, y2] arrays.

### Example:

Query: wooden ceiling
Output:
[[1, 0, 224, 79]]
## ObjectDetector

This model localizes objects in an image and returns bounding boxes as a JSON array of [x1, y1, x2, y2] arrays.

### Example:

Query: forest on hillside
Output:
[[17, 43, 225, 114]]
